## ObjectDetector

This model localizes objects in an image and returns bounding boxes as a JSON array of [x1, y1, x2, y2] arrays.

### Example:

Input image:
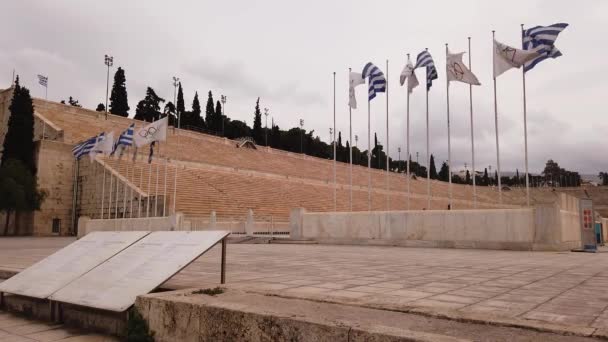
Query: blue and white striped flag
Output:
[[72, 133, 104, 160], [37, 74, 48, 87], [523, 23, 568, 73], [361, 62, 386, 101], [111, 123, 134, 158], [415, 50, 438, 90]]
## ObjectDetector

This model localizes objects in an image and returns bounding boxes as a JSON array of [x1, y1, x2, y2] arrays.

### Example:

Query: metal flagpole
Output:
[[101, 167, 106, 219], [348, 68, 353, 212], [492, 31, 503, 204], [123, 163, 128, 218], [138, 163, 143, 218], [385, 59, 390, 210], [521, 24, 530, 207], [108, 173, 113, 218], [333, 72, 337, 212], [163, 158, 168, 216], [406, 54, 411, 210], [425, 48, 431, 209], [172, 164, 178, 214], [367, 95, 371, 211], [468, 37, 477, 208], [147, 159, 152, 217], [154, 161, 160, 217], [445, 44, 453, 209], [129, 156, 134, 219], [115, 159, 121, 219]]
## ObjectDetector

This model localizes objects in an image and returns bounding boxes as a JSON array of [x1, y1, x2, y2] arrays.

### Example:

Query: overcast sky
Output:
[[1, 0, 606, 174]]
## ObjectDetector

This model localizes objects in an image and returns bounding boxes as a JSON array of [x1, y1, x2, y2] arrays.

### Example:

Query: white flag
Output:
[[348, 72, 365, 109], [134, 117, 168, 148], [446, 50, 481, 85], [89, 131, 114, 162], [493, 40, 540, 78], [399, 57, 419, 93]]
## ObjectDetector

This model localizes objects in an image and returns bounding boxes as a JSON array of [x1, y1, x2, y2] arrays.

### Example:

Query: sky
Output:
[[1, 0, 606, 174]]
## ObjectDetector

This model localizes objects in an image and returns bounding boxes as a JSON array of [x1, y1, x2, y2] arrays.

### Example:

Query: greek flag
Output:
[[37, 74, 48, 87], [111, 123, 134, 158], [361, 62, 386, 101], [72, 133, 104, 160], [415, 50, 438, 90], [523, 23, 568, 73]]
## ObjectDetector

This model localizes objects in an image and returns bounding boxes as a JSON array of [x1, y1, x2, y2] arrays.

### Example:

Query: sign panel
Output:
[[0, 231, 150, 299], [49, 231, 229, 312], [579, 198, 596, 251]]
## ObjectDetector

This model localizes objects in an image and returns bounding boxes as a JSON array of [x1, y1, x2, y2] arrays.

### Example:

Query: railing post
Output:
[[221, 237, 227, 284]]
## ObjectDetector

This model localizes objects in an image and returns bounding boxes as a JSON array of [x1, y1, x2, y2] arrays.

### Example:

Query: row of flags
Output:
[[348, 23, 568, 105], [72, 117, 168, 163]]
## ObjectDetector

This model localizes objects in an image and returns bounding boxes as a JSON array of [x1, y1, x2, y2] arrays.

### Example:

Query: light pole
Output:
[[398, 147, 401, 173], [264, 107, 269, 146], [299, 119, 304, 154], [172, 77, 180, 126], [488, 165, 492, 186], [104, 54, 113, 120], [221, 95, 227, 136]]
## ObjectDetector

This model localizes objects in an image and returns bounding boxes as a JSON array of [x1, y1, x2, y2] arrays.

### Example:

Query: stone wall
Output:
[[293, 193, 587, 251]]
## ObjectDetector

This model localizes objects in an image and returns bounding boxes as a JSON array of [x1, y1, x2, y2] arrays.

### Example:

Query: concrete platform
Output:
[[2, 237, 608, 337]]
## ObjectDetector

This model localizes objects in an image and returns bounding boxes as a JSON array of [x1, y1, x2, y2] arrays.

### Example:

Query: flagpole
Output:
[[146, 160, 152, 218], [367, 95, 371, 211], [406, 54, 411, 210], [138, 158, 143, 218], [154, 161, 160, 217], [123, 163, 128, 218], [521, 23, 530, 207], [492, 30, 503, 205], [115, 159, 121, 219], [333, 71, 337, 212], [348, 68, 353, 212], [385, 59, 390, 210], [445, 44, 452, 209], [425, 48, 431, 210], [163, 158, 168, 216], [101, 167, 106, 219], [108, 173, 113, 218], [468, 37, 477, 208], [172, 163, 177, 215]]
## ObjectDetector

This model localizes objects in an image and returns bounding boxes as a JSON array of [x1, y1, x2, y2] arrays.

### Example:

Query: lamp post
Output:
[[264, 107, 269, 146], [172, 77, 180, 127], [104, 54, 113, 120], [299, 119, 304, 154], [221, 95, 227, 136], [398, 147, 401, 173]]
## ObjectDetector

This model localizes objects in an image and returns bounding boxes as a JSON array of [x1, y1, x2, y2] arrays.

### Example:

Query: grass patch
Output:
[[192, 287, 225, 296]]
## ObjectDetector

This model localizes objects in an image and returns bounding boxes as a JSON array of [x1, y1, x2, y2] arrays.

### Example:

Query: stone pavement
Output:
[[0, 311, 118, 342], [1, 237, 608, 335]]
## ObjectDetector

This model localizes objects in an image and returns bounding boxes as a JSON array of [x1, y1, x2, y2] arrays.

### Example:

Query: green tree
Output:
[[134, 87, 165, 122], [68, 96, 81, 107], [599, 172, 608, 186], [95, 103, 105, 112], [162, 102, 177, 127], [205, 91, 215, 131], [191, 91, 203, 128], [465, 170, 471, 184], [176, 82, 185, 117], [252, 98, 263, 143], [1, 77, 36, 174], [0, 159, 46, 235], [215, 101, 223, 134], [429, 154, 438, 180], [109, 67, 129, 117], [438, 161, 449, 182], [482, 168, 489, 186]]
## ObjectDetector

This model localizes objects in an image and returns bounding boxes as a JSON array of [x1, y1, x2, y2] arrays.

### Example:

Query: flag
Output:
[[523, 23, 568, 73], [111, 123, 134, 158], [414, 51, 438, 90], [72, 133, 103, 160], [446, 50, 481, 85], [134, 117, 168, 148], [493, 40, 539, 78], [37, 74, 48, 87], [399, 56, 419, 93], [348, 72, 365, 109], [361, 62, 386, 101], [89, 131, 114, 162]]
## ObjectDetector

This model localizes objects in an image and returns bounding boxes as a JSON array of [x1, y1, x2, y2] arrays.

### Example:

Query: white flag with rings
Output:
[[348, 72, 365, 109], [134, 117, 168, 148], [446, 50, 481, 85]]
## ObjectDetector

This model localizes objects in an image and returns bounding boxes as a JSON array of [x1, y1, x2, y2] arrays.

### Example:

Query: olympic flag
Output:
[[134, 117, 168, 148]]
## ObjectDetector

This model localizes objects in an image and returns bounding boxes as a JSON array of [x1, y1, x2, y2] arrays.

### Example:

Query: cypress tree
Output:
[[429, 154, 438, 179], [252, 98, 263, 143], [109, 67, 129, 117], [215, 101, 223, 134], [96, 103, 105, 112], [483, 168, 489, 186], [176, 83, 185, 117], [345, 140, 350, 163], [465, 170, 471, 184], [134, 87, 164, 122], [438, 161, 449, 181], [1, 77, 36, 174], [205, 91, 215, 131], [191, 91, 203, 128]]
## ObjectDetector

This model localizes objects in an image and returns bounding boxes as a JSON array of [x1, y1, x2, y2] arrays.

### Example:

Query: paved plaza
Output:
[[1, 237, 608, 334]]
